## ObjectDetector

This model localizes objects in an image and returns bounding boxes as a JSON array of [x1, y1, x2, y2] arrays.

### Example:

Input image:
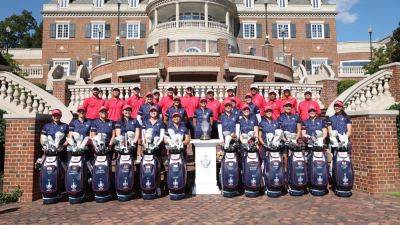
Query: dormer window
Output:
[[312, 0, 321, 9], [129, 0, 139, 8], [278, 0, 287, 8], [94, 0, 104, 8], [59, 0, 69, 8], [244, 0, 254, 8]]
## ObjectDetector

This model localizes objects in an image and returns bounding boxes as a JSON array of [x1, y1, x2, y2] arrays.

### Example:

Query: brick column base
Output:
[[140, 75, 157, 95], [3, 114, 51, 202], [52, 78, 74, 106], [234, 75, 254, 101], [316, 78, 338, 108], [350, 111, 400, 193], [380, 62, 400, 102]]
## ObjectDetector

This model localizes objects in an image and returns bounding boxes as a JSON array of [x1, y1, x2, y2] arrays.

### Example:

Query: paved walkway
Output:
[[1, 191, 399, 224]]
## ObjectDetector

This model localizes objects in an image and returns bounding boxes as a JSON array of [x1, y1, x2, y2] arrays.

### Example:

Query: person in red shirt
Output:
[[206, 89, 221, 139], [159, 86, 174, 116], [104, 88, 125, 122], [298, 89, 321, 121], [126, 86, 144, 118], [82, 87, 105, 120], [250, 84, 267, 116], [152, 89, 160, 104], [265, 89, 282, 120], [220, 86, 242, 113], [181, 86, 199, 137], [280, 85, 297, 114]]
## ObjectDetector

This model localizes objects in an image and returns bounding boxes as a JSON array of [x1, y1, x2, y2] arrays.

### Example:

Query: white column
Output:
[[176, 2, 180, 27], [225, 11, 230, 32], [154, 8, 158, 27], [205, 2, 208, 27]]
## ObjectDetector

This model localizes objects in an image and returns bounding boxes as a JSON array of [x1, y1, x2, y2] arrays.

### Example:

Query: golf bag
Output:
[[165, 129, 187, 200], [140, 128, 161, 200], [286, 132, 308, 196], [38, 132, 66, 204], [242, 131, 262, 197], [263, 129, 286, 197], [330, 131, 354, 197], [91, 133, 112, 203], [65, 132, 90, 204], [306, 131, 329, 196], [114, 131, 136, 201], [220, 132, 240, 197]]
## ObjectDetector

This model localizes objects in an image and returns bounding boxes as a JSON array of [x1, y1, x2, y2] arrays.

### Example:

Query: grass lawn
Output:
[[387, 192, 400, 197]]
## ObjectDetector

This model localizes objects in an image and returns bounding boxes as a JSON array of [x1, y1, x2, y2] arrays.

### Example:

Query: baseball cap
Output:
[[133, 86, 140, 91], [283, 85, 291, 91], [245, 93, 253, 98], [206, 89, 214, 94], [77, 106, 86, 112], [265, 105, 273, 112], [98, 106, 108, 113], [200, 97, 207, 103], [52, 109, 62, 116], [334, 100, 344, 107], [173, 96, 181, 101], [224, 101, 232, 106], [152, 89, 160, 94], [241, 104, 250, 110], [308, 106, 316, 112], [172, 112, 182, 118], [269, 89, 277, 94], [304, 89, 312, 95], [123, 105, 132, 111], [112, 87, 120, 92], [250, 84, 258, 90], [167, 86, 174, 91], [149, 106, 158, 112], [284, 102, 292, 107], [226, 86, 235, 91], [145, 92, 153, 97], [92, 87, 100, 91], [185, 86, 193, 90]]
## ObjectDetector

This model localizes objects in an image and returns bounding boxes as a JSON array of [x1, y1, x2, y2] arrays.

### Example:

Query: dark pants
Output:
[[211, 122, 219, 139], [186, 118, 195, 138]]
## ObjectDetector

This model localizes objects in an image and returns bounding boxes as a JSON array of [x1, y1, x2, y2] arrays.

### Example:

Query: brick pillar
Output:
[[42, 63, 50, 85], [140, 75, 157, 95], [350, 111, 400, 193], [217, 38, 228, 82], [263, 44, 275, 82], [234, 75, 254, 101], [52, 78, 74, 106], [381, 62, 400, 102], [158, 39, 169, 81], [3, 114, 51, 202], [316, 78, 338, 108]]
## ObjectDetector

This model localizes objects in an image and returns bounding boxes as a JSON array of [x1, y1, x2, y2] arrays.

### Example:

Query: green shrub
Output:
[[0, 186, 23, 204], [389, 104, 400, 158], [34, 82, 47, 91], [337, 80, 358, 95]]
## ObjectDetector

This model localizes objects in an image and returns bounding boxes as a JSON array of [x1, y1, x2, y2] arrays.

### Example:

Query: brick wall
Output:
[[3, 115, 51, 202], [350, 112, 400, 193], [385, 63, 400, 102], [338, 52, 371, 62], [52, 79, 73, 106], [140, 75, 157, 96], [235, 75, 254, 101], [317, 78, 338, 108]]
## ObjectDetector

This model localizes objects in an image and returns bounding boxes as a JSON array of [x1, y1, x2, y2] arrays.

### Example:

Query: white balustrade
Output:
[[338, 66, 366, 76], [20, 66, 44, 78], [154, 20, 227, 32], [158, 82, 237, 102]]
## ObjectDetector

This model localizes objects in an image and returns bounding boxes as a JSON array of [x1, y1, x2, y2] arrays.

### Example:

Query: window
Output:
[[185, 47, 201, 53], [56, 24, 69, 39], [243, 23, 256, 39], [54, 60, 70, 76], [129, 0, 139, 8], [341, 60, 370, 67], [311, 23, 324, 39], [244, 0, 254, 8], [93, 0, 104, 8], [277, 23, 290, 39], [127, 23, 140, 39], [312, 0, 321, 9], [59, 0, 69, 8], [278, 0, 287, 8], [311, 58, 327, 75], [91, 23, 105, 39]]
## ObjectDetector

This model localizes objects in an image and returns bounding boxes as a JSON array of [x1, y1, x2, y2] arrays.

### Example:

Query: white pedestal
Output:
[[191, 139, 221, 195]]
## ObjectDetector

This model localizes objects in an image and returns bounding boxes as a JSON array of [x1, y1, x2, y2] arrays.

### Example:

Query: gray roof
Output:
[[51, 0, 333, 5]]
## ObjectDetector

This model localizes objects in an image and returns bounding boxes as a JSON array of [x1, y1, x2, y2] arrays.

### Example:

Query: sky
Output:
[[0, 0, 399, 42]]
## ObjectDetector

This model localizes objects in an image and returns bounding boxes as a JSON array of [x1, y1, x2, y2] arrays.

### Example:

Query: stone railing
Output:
[[0, 71, 72, 123], [158, 82, 237, 101], [338, 66, 366, 77], [326, 69, 394, 116], [68, 83, 140, 112], [155, 20, 227, 32], [253, 83, 325, 108], [208, 21, 227, 30], [156, 21, 177, 30], [20, 66, 43, 78]]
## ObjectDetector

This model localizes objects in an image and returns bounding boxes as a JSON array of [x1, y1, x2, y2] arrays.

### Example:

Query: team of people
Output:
[[42, 84, 352, 167]]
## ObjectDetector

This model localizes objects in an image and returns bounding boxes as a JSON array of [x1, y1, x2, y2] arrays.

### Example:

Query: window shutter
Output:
[[306, 23, 311, 38], [140, 23, 146, 38], [272, 23, 277, 38], [305, 60, 312, 73], [324, 23, 330, 38], [105, 24, 111, 38], [290, 24, 296, 38], [256, 24, 262, 38], [69, 24, 76, 38], [237, 23, 243, 38], [70, 60, 77, 75], [50, 24, 56, 38], [120, 23, 127, 38], [85, 24, 92, 38]]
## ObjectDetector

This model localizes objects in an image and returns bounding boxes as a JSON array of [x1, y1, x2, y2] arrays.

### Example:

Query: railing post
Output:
[[140, 75, 157, 96], [217, 38, 228, 82], [234, 75, 254, 101], [316, 78, 338, 108], [52, 77, 75, 106], [380, 62, 400, 102]]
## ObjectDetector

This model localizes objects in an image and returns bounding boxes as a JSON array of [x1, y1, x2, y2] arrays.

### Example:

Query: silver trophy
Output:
[[200, 114, 210, 140]]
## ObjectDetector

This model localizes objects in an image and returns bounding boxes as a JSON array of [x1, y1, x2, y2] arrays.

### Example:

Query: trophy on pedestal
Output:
[[200, 114, 210, 140]]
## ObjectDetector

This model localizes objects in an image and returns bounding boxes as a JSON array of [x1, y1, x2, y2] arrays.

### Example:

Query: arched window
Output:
[[59, 0, 69, 8], [312, 0, 321, 9], [185, 47, 201, 53], [244, 0, 254, 8], [278, 0, 287, 8]]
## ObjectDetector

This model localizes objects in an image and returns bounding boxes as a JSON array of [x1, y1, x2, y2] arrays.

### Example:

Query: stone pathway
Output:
[[1, 191, 399, 224]]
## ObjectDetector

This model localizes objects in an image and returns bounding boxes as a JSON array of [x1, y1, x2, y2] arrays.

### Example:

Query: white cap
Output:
[[250, 84, 258, 89], [206, 89, 214, 94], [152, 89, 160, 94], [268, 88, 277, 94], [226, 86, 235, 91], [283, 85, 291, 91], [304, 88, 312, 94], [185, 85, 193, 89]]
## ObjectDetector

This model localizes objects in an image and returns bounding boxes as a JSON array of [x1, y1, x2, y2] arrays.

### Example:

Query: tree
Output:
[[363, 47, 390, 75], [0, 10, 40, 49], [389, 22, 400, 62]]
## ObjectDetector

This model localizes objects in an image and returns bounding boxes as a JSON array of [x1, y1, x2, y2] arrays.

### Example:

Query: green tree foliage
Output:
[[363, 47, 390, 75], [0, 52, 27, 77], [337, 80, 358, 95], [0, 10, 41, 49], [389, 22, 400, 62]]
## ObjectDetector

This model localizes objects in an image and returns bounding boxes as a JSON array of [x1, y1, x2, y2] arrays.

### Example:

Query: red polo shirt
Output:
[[280, 96, 298, 114], [298, 99, 321, 121], [82, 96, 105, 120], [207, 98, 221, 122], [181, 94, 199, 118], [220, 95, 243, 113], [252, 93, 267, 116], [265, 99, 282, 120], [105, 97, 125, 122], [159, 95, 174, 116], [126, 95, 145, 118], [153, 98, 160, 105]]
